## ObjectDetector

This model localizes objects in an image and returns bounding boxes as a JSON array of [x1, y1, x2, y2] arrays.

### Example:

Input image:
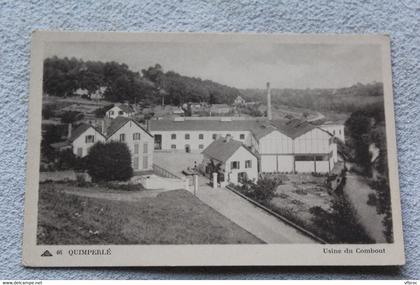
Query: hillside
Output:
[[43, 57, 240, 106], [240, 82, 384, 115]]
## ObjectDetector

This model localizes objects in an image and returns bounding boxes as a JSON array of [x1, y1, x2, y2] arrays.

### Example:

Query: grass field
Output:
[[37, 183, 262, 245]]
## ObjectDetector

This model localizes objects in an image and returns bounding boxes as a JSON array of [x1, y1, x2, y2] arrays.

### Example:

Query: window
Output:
[[315, 155, 328, 161], [245, 160, 252, 168], [133, 133, 141, 140], [85, 135, 94, 143], [212, 134, 217, 140], [171, 134, 176, 140], [185, 134, 190, 140], [109, 111, 114, 116], [133, 157, 139, 170], [171, 144, 176, 149], [118, 111, 124, 115], [333, 130, 336, 135], [143, 156, 148, 169], [240, 134, 245, 140], [199, 144, 204, 149], [339, 129, 342, 135], [238, 172, 248, 183], [119, 133, 125, 142], [231, 161, 240, 169], [295, 155, 313, 161], [199, 134, 204, 140], [77, 147, 83, 157], [143, 143, 148, 154], [134, 143, 139, 154], [226, 134, 232, 138]]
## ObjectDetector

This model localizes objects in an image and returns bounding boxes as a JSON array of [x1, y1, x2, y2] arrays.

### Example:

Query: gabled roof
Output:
[[106, 117, 153, 138], [202, 138, 255, 163], [270, 119, 316, 139], [112, 104, 134, 114], [68, 124, 104, 142], [250, 123, 278, 139]]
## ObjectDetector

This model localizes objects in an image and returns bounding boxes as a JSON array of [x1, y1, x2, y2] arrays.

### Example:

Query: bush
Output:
[[85, 141, 133, 182], [94, 104, 114, 118], [54, 149, 86, 171], [60, 111, 84, 124], [235, 175, 282, 203]]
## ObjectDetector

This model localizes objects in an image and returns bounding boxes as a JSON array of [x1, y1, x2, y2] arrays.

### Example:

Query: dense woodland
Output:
[[43, 57, 240, 106]]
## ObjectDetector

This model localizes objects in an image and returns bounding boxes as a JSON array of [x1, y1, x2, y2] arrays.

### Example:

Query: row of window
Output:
[[85, 133, 142, 144], [230, 160, 252, 170], [295, 152, 333, 161], [134, 143, 149, 154], [170, 133, 246, 140], [108, 110, 125, 116], [119, 133, 141, 142]]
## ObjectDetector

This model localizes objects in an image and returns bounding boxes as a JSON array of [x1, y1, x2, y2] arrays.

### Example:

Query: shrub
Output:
[[85, 141, 133, 182], [60, 111, 84, 124], [236, 175, 282, 204]]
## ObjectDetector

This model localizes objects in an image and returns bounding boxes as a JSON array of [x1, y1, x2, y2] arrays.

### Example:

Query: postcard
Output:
[[22, 31, 404, 266]]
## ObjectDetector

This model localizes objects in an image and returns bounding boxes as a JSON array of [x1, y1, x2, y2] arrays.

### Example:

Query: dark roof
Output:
[[68, 124, 106, 142], [116, 104, 134, 113], [202, 138, 253, 163], [106, 117, 153, 138], [270, 119, 316, 139], [68, 124, 91, 142]]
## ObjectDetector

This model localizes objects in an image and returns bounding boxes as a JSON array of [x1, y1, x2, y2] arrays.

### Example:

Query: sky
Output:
[[44, 40, 383, 89]]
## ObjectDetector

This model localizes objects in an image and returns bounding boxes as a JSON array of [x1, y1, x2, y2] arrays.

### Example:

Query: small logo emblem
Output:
[[41, 250, 53, 257]]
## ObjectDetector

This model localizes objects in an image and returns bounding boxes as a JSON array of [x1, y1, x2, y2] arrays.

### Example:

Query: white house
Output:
[[319, 122, 345, 142], [201, 137, 258, 185], [68, 124, 106, 157], [106, 104, 135, 119], [105, 117, 154, 171], [233, 96, 246, 105]]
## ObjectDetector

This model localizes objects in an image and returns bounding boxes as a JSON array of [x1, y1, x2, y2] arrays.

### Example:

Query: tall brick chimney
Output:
[[267, 82, 272, 121], [67, 123, 72, 139]]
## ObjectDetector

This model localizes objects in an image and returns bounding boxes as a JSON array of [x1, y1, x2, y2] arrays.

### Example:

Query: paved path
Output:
[[344, 174, 387, 243], [194, 177, 316, 244]]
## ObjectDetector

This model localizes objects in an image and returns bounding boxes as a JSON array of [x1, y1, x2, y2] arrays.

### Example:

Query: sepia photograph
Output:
[[22, 32, 404, 266]]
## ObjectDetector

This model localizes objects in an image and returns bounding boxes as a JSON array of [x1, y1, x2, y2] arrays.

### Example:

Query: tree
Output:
[[310, 191, 374, 243], [94, 104, 114, 118], [60, 111, 84, 124], [85, 141, 133, 182], [369, 178, 393, 242]]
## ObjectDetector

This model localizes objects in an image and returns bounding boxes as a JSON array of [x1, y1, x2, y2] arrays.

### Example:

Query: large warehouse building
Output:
[[149, 117, 341, 174]]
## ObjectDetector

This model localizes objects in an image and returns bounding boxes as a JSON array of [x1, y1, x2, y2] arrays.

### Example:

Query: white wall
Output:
[[225, 147, 258, 184], [260, 154, 294, 173], [108, 121, 154, 171], [106, 106, 132, 119], [294, 128, 331, 154], [320, 124, 345, 142], [295, 161, 315, 173], [151, 130, 251, 152], [258, 130, 293, 154], [72, 127, 105, 157]]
